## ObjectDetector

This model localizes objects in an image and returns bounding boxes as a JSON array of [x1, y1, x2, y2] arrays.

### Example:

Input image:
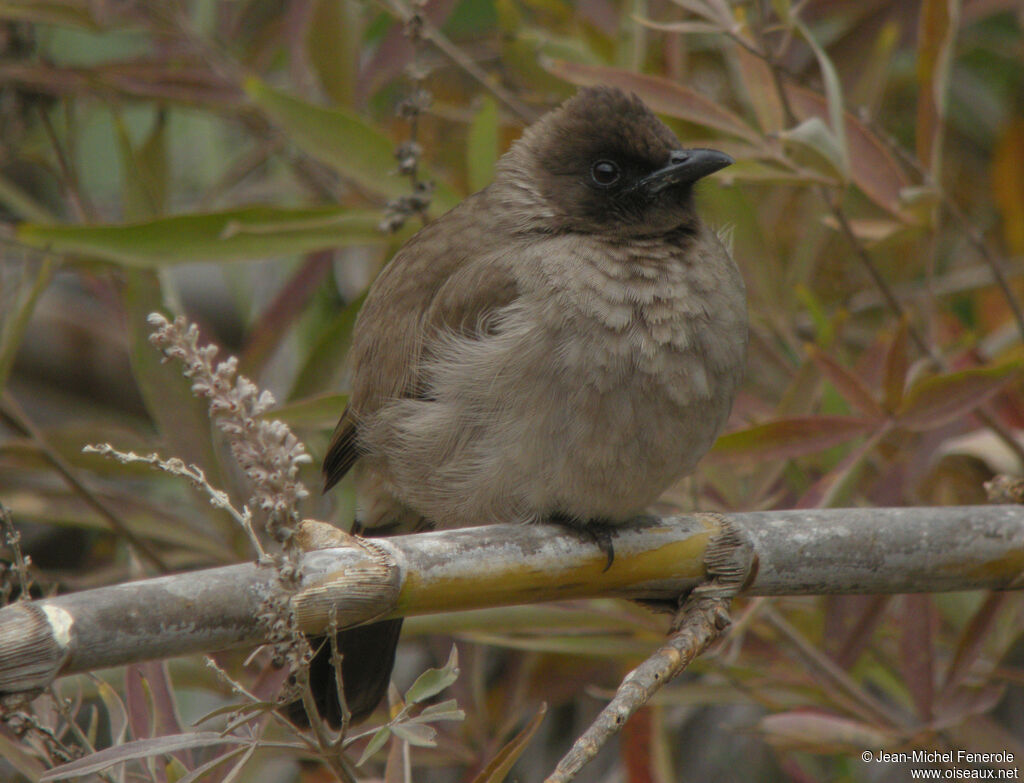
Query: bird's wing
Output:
[[323, 199, 520, 491]]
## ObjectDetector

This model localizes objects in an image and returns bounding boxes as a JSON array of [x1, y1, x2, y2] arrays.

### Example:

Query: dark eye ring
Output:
[[590, 159, 620, 187]]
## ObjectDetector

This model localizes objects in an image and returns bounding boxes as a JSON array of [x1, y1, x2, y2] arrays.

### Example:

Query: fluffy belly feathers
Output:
[[357, 267, 744, 528]]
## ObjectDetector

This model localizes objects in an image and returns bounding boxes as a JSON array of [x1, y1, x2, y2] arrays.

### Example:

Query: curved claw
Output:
[[549, 514, 617, 572]]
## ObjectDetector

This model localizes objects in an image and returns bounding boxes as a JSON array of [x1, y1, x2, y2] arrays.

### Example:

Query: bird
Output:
[[295, 85, 748, 727]]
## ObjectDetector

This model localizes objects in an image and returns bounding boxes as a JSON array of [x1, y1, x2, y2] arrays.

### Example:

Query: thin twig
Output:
[[379, 0, 538, 123], [545, 516, 754, 782], [0, 502, 32, 601], [741, 4, 1024, 464], [35, 102, 92, 223]]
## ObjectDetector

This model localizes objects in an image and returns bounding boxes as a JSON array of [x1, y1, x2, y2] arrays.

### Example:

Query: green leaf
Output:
[[779, 117, 846, 180], [895, 363, 1022, 431], [115, 109, 168, 221], [0, 254, 54, 392], [710, 416, 874, 463], [289, 291, 367, 399], [356, 726, 391, 766], [391, 721, 437, 747], [467, 96, 500, 192], [40, 734, 251, 780], [307, 0, 359, 106], [245, 78, 461, 213], [261, 393, 348, 429], [469, 703, 547, 783], [17, 207, 387, 266], [405, 645, 459, 704], [122, 272, 225, 491], [412, 698, 465, 723], [0, 172, 54, 222], [793, 16, 849, 175], [0, 0, 101, 29], [785, 84, 913, 222]]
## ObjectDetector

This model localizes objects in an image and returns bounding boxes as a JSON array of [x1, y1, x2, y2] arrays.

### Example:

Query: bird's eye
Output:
[[590, 160, 620, 187]]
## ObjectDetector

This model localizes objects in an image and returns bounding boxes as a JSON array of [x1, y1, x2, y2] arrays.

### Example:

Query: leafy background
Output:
[[1, 0, 1023, 781]]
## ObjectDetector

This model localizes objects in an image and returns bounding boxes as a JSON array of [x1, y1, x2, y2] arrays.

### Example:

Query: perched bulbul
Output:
[[296, 85, 748, 727]]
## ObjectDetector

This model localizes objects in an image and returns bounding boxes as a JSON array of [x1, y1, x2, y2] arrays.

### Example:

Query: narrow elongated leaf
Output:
[[391, 721, 437, 747], [992, 119, 1024, 254], [807, 346, 885, 420], [245, 78, 460, 212], [467, 96, 500, 192], [779, 117, 846, 180], [757, 711, 892, 753], [544, 60, 761, 143], [796, 425, 889, 509], [793, 16, 848, 175], [413, 698, 465, 723], [785, 84, 913, 222], [18, 207, 386, 266], [40, 734, 251, 780], [469, 704, 547, 783], [733, 40, 784, 134], [0, 172, 54, 221], [895, 363, 1022, 431], [122, 271, 224, 488], [405, 645, 459, 704], [941, 593, 1009, 692], [899, 595, 935, 721], [262, 393, 348, 429], [0, 254, 54, 392], [882, 321, 909, 412], [916, 0, 958, 176], [356, 726, 391, 766], [289, 291, 367, 399], [710, 416, 873, 462], [0, 0, 100, 28], [307, 0, 359, 106]]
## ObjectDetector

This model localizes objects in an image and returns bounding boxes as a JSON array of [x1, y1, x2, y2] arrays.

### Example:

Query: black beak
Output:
[[638, 148, 734, 195]]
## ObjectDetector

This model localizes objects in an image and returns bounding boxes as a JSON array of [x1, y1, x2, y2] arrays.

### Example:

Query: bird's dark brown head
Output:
[[497, 85, 732, 237]]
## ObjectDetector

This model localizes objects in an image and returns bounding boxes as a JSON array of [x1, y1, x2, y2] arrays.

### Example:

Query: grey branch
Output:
[[1, 505, 1023, 697], [545, 515, 753, 782]]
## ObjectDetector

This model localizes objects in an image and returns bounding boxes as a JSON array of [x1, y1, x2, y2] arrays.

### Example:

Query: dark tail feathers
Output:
[[287, 618, 403, 727]]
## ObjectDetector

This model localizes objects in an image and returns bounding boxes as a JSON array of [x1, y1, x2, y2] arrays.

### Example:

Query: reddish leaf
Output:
[[882, 320, 910, 412], [941, 592, 1009, 693], [124, 665, 152, 741], [796, 425, 888, 508], [469, 703, 547, 783], [622, 707, 655, 783], [916, 0, 958, 174], [895, 363, 1022, 431], [240, 251, 334, 375], [733, 41, 784, 134], [992, 119, 1024, 254], [807, 346, 886, 420], [785, 84, 914, 222], [710, 416, 873, 463], [137, 661, 189, 769], [899, 595, 935, 721], [544, 60, 761, 143], [824, 595, 891, 670]]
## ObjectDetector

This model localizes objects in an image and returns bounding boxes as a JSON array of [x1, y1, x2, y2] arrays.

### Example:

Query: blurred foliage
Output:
[[1, 0, 1024, 781]]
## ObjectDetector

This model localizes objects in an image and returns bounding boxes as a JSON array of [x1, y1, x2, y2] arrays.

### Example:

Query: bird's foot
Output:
[[549, 513, 618, 572]]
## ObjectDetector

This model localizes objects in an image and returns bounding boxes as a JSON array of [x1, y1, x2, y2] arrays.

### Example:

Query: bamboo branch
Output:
[[1, 505, 1022, 697]]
